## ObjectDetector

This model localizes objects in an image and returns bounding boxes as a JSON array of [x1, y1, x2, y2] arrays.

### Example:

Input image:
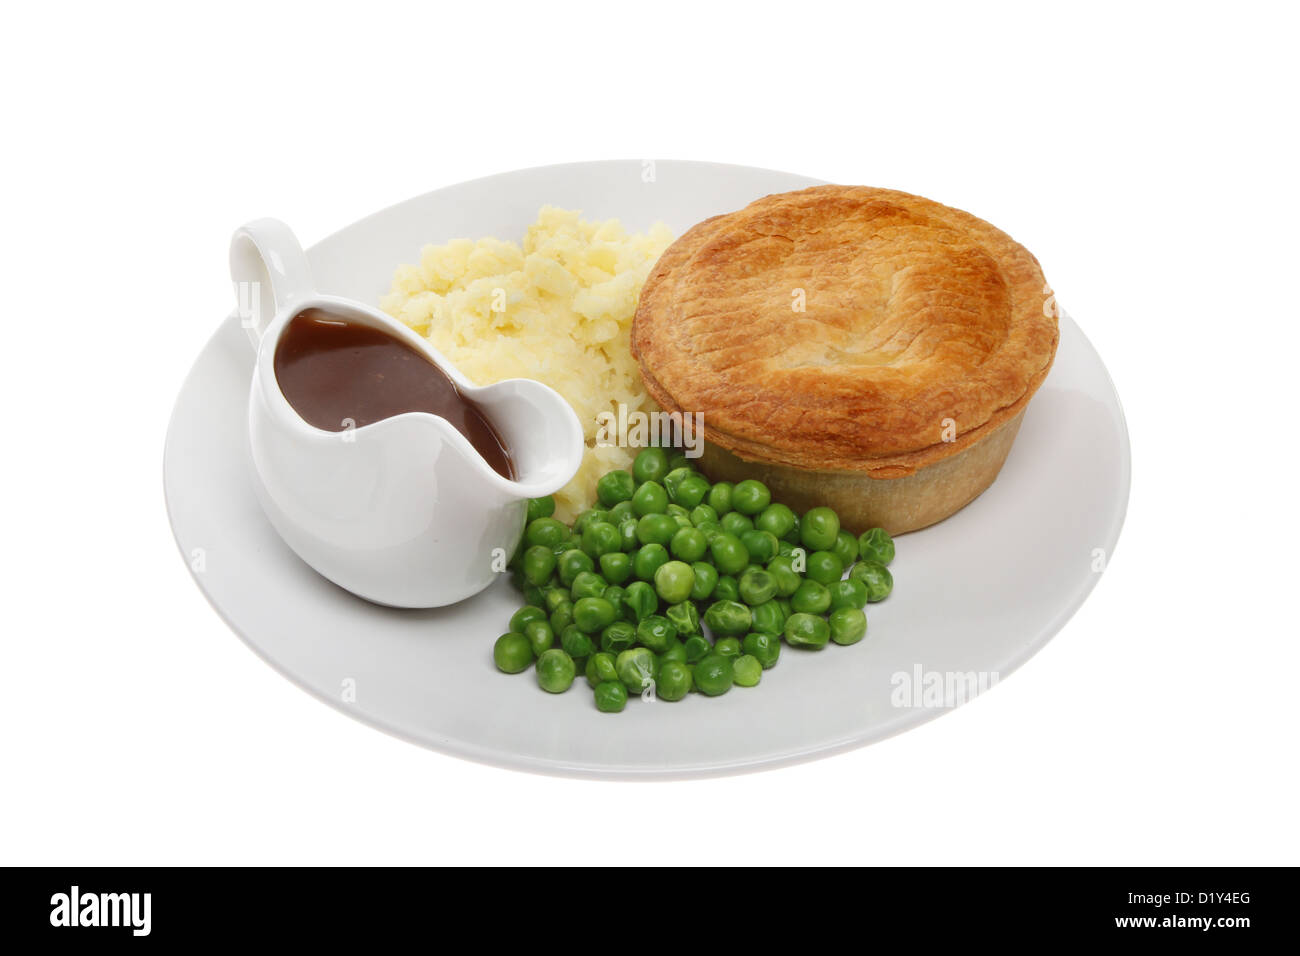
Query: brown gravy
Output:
[[274, 308, 515, 479]]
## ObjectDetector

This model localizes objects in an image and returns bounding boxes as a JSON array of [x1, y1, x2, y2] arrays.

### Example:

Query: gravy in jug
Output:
[[274, 308, 515, 479]]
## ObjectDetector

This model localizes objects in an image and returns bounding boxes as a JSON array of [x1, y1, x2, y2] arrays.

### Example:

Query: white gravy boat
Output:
[[231, 218, 583, 608]]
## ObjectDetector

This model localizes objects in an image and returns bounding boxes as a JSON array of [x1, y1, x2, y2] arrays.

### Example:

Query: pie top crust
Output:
[[632, 186, 1059, 477]]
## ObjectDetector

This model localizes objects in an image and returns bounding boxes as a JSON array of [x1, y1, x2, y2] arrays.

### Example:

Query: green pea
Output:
[[582, 521, 622, 558], [830, 577, 869, 610], [784, 512, 802, 543], [790, 579, 832, 615], [659, 639, 688, 665], [805, 550, 844, 586], [599, 551, 632, 585], [536, 648, 576, 693], [693, 655, 734, 696], [549, 600, 574, 634], [732, 479, 771, 515], [509, 605, 547, 635], [636, 614, 678, 654], [695, 520, 722, 542], [636, 513, 679, 547], [689, 503, 718, 527], [543, 587, 569, 613], [739, 529, 779, 564], [525, 517, 568, 550], [493, 633, 532, 673], [683, 634, 712, 663], [832, 529, 860, 568], [749, 599, 786, 635], [851, 561, 894, 602], [520, 545, 556, 587], [738, 567, 777, 606], [720, 511, 754, 536], [572, 508, 609, 535], [618, 518, 640, 552], [713, 575, 740, 602], [829, 606, 867, 646], [622, 581, 658, 621], [777, 539, 796, 558], [732, 654, 762, 687], [742, 631, 781, 669], [714, 636, 742, 658], [600, 620, 637, 654], [526, 496, 556, 523], [573, 596, 616, 633], [665, 600, 700, 636], [616, 647, 658, 696], [800, 507, 840, 551], [703, 599, 751, 637], [632, 480, 669, 517], [594, 680, 627, 713], [777, 597, 793, 618], [605, 498, 633, 522], [561, 625, 596, 662], [755, 503, 795, 539], [662, 466, 691, 501], [666, 502, 690, 518], [655, 660, 692, 701], [784, 612, 830, 649], [710, 533, 750, 575], [689, 561, 718, 601], [670, 526, 708, 562], [632, 447, 671, 485], [619, 597, 641, 623], [601, 585, 626, 621], [653, 560, 695, 604], [857, 527, 896, 566], [674, 475, 710, 509], [765, 556, 802, 597], [633, 543, 670, 581], [596, 469, 635, 507], [569, 570, 607, 601], [668, 452, 694, 472], [557, 549, 595, 587], [586, 651, 619, 687], [707, 482, 734, 515]]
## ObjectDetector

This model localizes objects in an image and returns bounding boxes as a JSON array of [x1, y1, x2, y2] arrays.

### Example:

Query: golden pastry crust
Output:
[[632, 186, 1058, 477]]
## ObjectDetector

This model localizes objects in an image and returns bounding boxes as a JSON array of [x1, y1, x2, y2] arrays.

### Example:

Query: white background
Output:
[[3, 1, 1296, 865]]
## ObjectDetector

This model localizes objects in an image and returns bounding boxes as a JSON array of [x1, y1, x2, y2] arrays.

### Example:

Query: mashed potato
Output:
[[380, 207, 673, 521]]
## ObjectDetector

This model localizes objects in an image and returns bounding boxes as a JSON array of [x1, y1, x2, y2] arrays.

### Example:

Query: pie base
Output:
[[699, 410, 1025, 536]]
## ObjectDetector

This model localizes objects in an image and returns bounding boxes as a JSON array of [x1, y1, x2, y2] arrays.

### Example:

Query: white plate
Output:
[[164, 160, 1130, 779]]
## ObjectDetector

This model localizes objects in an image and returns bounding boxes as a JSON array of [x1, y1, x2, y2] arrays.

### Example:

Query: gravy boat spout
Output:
[[234, 217, 585, 609], [459, 377, 585, 499]]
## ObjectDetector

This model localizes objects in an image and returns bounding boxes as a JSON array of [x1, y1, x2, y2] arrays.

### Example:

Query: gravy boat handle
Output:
[[230, 219, 317, 351]]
